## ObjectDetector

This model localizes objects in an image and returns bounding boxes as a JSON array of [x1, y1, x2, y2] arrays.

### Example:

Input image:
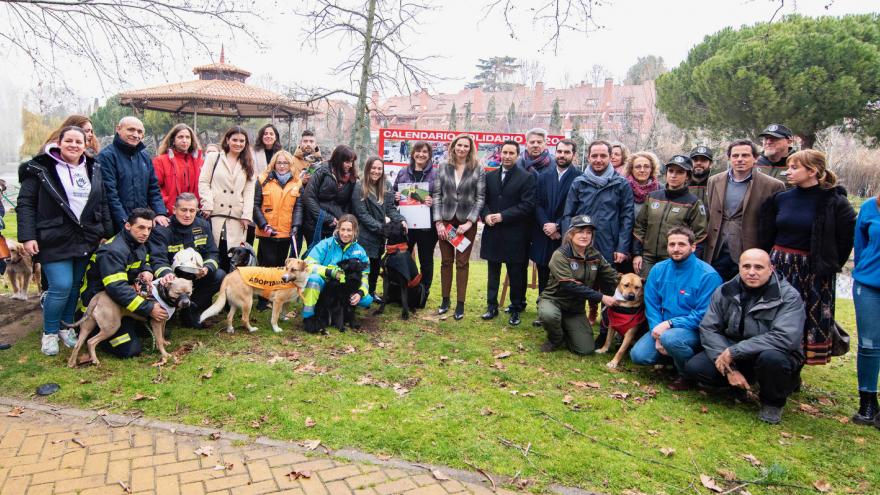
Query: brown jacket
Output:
[[703, 169, 785, 263]]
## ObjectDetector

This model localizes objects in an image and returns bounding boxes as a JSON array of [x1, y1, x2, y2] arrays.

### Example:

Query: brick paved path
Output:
[[0, 400, 531, 495]]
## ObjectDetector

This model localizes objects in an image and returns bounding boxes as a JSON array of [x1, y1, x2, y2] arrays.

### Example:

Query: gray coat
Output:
[[431, 162, 486, 224], [699, 273, 806, 363], [351, 183, 404, 259]]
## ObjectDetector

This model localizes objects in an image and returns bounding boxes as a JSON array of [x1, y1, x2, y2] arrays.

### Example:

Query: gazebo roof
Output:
[[117, 50, 315, 119]]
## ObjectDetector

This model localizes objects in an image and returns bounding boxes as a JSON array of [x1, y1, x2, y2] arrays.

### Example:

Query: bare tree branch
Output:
[[481, 0, 604, 54]]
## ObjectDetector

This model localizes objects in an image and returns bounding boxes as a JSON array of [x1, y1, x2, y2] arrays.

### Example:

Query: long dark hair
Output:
[[220, 126, 255, 179], [254, 123, 282, 152], [157, 123, 201, 155], [328, 144, 358, 181]]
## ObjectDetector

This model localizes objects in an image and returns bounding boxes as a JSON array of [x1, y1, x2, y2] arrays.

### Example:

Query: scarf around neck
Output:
[[583, 163, 615, 188], [627, 175, 659, 204], [520, 149, 552, 173]]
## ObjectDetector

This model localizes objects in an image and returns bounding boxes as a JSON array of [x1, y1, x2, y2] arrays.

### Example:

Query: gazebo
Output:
[[118, 48, 316, 142]]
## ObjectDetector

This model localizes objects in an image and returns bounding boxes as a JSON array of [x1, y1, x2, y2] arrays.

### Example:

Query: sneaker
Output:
[[58, 328, 78, 348], [758, 404, 783, 424], [41, 334, 59, 356]]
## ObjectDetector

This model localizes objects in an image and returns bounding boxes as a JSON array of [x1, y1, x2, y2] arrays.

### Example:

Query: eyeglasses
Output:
[[275, 161, 291, 165], [633, 165, 652, 170]]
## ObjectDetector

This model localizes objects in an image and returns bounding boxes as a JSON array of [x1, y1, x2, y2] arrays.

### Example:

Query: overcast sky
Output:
[[5, 0, 878, 108]]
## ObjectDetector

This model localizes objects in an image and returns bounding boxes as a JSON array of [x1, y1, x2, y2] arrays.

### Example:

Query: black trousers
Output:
[[684, 349, 801, 407], [487, 261, 527, 312], [406, 228, 438, 292], [97, 318, 144, 358], [536, 264, 551, 294], [180, 268, 226, 326], [218, 237, 230, 273], [368, 257, 382, 296], [257, 237, 292, 267]]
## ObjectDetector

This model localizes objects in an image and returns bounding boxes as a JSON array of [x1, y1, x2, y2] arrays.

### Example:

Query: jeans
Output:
[[684, 349, 800, 407], [630, 327, 701, 374], [855, 281, 880, 392], [42, 257, 90, 335]]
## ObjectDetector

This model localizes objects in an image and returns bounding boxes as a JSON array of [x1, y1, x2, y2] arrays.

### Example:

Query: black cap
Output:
[[759, 123, 793, 139], [689, 146, 713, 161], [665, 154, 693, 172], [568, 215, 595, 230]]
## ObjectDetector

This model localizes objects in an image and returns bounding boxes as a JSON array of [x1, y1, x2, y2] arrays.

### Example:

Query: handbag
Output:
[[830, 321, 851, 357]]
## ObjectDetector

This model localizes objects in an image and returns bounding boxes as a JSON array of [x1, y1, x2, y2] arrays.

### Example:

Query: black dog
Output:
[[227, 242, 257, 271], [374, 222, 424, 319], [308, 258, 367, 333]]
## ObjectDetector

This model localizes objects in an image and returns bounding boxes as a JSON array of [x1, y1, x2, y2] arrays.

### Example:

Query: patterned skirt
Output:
[[770, 246, 836, 365]]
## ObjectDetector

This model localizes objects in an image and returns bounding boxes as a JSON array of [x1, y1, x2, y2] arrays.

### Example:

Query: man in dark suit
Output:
[[528, 139, 581, 326], [480, 140, 536, 326]]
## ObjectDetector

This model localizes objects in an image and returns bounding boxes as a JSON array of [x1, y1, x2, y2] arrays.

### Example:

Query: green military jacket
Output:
[[633, 186, 707, 260], [541, 243, 619, 313], [688, 175, 709, 206]]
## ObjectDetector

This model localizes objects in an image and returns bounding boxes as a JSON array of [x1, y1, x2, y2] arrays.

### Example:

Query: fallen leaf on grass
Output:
[[132, 393, 156, 401], [267, 355, 285, 364], [742, 453, 762, 466], [392, 384, 410, 397], [699, 474, 724, 493], [646, 430, 659, 436], [494, 351, 512, 359], [227, 392, 236, 401], [813, 479, 832, 493], [376, 453, 392, 461], [799, 403, 821, 415], [439, 356, 450, 363], [299, 439, 321, 450], [781, 431, 793, 438], [659, 447, 675, 457], [200, 371, 213, 380], [716, 469, 737, 481], [817, 396, 834, 406], [79, 379, 91, 385], [521, 392, 535, 398], [6, 406, 24, 417], [480, 407, 495, 416], [700, 405, 709, 414], [432, 470, 451, 481], [562, 394, 574, 405], [209, 432, 221, 441], [304, 417, 317, 428], [250, 420, 261, 429], [610, 391, 629, 400], [287, 470, 312, 480], [194, 446, 214, 457]]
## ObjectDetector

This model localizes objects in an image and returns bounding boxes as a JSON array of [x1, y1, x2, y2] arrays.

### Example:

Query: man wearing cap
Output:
[[632, 155, 708, 277], [757, 124, 795, 183], [704, 139, 786, 281], [537, 214, 620, 354], [148, 192, 224, 329], [688, 146, 713, 205], [630, 226, 722, 390], [562, 139, 634, 266]]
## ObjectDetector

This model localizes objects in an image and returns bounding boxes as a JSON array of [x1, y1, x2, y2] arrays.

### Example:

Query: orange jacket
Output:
[[254, 170, 302, 238]]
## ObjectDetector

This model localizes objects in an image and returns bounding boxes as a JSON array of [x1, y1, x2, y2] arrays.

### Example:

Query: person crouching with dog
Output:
[[78, 208, 167, 359], [253, 150, 304, 311], [148, 193, 224, 329], [537, 215, 620, 354], [17, 125, 114, 356], [301, 215, 372, 332]]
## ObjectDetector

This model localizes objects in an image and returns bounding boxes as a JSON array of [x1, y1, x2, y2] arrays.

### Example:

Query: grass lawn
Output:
[[1, 253, 877, 494]]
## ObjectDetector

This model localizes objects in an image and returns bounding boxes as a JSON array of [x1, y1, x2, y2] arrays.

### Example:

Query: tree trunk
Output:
[[351, 0, 377, 166], [800, 133, 817, 150]]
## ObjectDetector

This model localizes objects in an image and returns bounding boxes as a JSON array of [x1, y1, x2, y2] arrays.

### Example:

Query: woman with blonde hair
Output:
[[624, 151, 660, 217], [153, 123, 204, 213], [758, 149, 856, 365], [352, 156, 406, 300], [611, 142, 630, 176], [45, 115, 100, 157], [199, 125, 256, 272], [432, 134, 485, 320]]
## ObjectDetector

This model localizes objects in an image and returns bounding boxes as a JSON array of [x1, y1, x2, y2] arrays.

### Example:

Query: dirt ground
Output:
[[0, 294, 42, 345]]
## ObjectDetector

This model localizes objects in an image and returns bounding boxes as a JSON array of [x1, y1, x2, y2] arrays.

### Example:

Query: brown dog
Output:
[[5, 240, 41, 300], [199, 258, 310, 334], [65, 278, 193, 368], [596, 273, 647, 369]]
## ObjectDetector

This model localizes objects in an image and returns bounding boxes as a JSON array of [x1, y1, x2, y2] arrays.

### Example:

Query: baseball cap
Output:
[[759, 123, 793, 139], [689, 146, 713, 161], [665, 154, 693, 172]]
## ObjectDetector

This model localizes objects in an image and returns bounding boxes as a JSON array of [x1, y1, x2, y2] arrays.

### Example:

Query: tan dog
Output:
[[5, 240, 41, 300], [65, 278, 193, 368], [199, 258, 310, 334], [596, 273, 647, 369]]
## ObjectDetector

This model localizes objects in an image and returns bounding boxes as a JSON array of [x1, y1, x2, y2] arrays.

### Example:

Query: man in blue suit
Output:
[[529, 139, 582, 326]]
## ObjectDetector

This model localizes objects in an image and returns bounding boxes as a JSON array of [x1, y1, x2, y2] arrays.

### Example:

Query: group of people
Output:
[[7, 115, 879, 426]]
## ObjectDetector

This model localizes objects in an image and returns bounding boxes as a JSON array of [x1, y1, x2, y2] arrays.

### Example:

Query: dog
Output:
[[228, 242, 257, 271], [595, 273, 648, 369], [199, 258, 310, 334], [65, 277, 193, 368], [306, 258, 366, 333], [374, 222, 424, 320], [5, 240, 41, 300]]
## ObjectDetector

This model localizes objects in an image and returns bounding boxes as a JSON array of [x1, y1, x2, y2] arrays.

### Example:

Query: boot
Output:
[[852, 391, 879, 425], [438, 297, 451, 315], [453, 301, 465, 321]]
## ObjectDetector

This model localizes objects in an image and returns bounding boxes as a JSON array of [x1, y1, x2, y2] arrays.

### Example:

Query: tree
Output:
[[549, 99, 562, 134], [624, 55, 667, 85], [0, 0, 258, 91], [589, 64, 611, 87], [506, 102, 517, 131], [448, 103, 458, 130], [298, 0, 438, 162], [518, 59, 547, 88], [656, 14, 880, 149], [483, 0, 603, 53], [468, 56, 521, 92], [463, 102, 473, 131], [486, 96, 497, 127], [19, 108, 62, 158]]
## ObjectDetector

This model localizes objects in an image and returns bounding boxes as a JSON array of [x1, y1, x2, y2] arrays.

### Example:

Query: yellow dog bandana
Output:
[[237, 266, 301, 299]]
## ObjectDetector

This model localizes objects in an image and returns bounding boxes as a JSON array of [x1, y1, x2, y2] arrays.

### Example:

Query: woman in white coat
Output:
[[199, 125, 256, 271]]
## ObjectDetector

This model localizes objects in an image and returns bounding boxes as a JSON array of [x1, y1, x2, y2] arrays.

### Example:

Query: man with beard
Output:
[[688, 146, 713, 205], [291, 129, 323, 252], [480, 140, 536, 326], [516, 128, 553, 175], [756, 124, 795, 183]]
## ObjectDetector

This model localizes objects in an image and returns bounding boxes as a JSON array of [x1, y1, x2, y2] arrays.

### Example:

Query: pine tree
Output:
[[549, 99, 562, 134], [448, 103, 457, 130]]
